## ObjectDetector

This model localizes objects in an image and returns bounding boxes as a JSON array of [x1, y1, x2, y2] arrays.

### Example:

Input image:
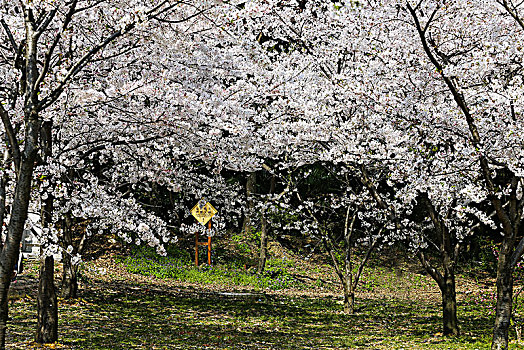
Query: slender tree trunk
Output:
[[492, 255, 514, 350], [0, 147, 11, 248], [321, 208, 375, 315], [0, 157, 39, 350], [257, 175, 275, 274], [257, 212, 268, 274], [61, 216, 78, 299], [343, 278, 354, 314], [61, 255, 78, 299], [326, 237, 356, 314], [35, 114, 57, 343], [0, 122, 40, 349], [343, 207, 355, 314], [0, 282, 9, 350], [36, 190, 57, 343], [241, 172, 256, 235]]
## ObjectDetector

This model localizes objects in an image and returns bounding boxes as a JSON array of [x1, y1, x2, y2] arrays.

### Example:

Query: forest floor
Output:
[[3, 239, 522, 349]]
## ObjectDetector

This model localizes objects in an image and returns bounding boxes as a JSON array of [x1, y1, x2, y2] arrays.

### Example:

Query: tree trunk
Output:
[[61, 253, 78, 299], [0, 15, 42, 349], [0, 238, 22, 350], [343, 277, 355, 314], [419, 193, 460, 336], [0, 282, 9, 350], [0, 147, 10, 248], [0, 168, 38, 350], [257, 212, 268, 274], [241, 172, 256, 235], [343, 208, 355, 314], [36, 255, 57, 343], [61, 216, 78, 299], [36, 190, 57, 343], [492, 258, 514, 350], [418, 255, 460, 336], [0, 132, 40, 349], [257, 175, 275, 274], [442, 273, 459, 336]]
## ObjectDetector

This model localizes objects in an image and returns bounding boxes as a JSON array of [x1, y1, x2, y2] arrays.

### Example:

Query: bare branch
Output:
[[498, 0, 524, 31], [35, 8, 58, 37], [38, 29, 124, 110], [0, 19, 17, 53], [353, 226, 383, 290], [0, 104, 20, 175], [417, 250, 444, 288], [34, 1, 78, 93]]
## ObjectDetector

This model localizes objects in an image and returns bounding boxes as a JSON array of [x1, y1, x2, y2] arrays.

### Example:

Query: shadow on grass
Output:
[[7, 282, 495, 349]]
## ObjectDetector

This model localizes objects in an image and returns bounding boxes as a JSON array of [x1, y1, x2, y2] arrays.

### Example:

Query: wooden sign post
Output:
[[190, 200, 217, 266], [195, 220, 212, 266]]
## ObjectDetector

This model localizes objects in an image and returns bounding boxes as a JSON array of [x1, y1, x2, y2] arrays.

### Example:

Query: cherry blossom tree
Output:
[[386, 2, 524, 348], [0, 0, 265, 346], [232, 0, 514, 339], [271, 162, 389, 313]]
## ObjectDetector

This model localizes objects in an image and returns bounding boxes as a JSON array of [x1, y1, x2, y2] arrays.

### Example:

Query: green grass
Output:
[[7, 248, 524, 349], [123, 248, 303, 291], [6, 281, 514, 349]]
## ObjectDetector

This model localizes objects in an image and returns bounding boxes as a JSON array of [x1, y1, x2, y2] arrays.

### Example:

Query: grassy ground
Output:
[[4, 246, 523, 349]]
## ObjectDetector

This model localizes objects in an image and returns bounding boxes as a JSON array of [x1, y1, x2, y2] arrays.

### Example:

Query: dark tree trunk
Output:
[[492, 253, 514, 350], [364, 165, 461, 334], [418, 193, 461, 336], [0, 282, 9, 350], [343, 208, 356, 314], [0, 148, 10, 248], [418, 251, 460, 337], [488, 178, 522, 350], [0, 158, 39, 350], [61, 216, 78, 299], [419, 256, 461, 337], [61, 258, 78, 300], [241, 172, 256, 235], [257, 175, 275, 274], [36, 255, 57, 343], [442, 272, 459, 336], [35, 114, 57, 343], [0, 117, 40, 349]]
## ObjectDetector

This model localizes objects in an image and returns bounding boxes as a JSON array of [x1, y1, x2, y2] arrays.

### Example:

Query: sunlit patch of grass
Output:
[[123, 250, 304, 291]]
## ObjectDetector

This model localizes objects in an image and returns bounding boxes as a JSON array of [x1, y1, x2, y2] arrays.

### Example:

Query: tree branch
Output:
[[34, 1, 78, 93], [0, 104, 20, 175], [406, 1, 513, 236], [417, 250, 444, 288], [0, 19, 17, 53]]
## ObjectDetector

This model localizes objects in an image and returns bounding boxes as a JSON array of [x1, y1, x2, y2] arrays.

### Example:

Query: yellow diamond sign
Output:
[[191, 201, 217, 225]]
